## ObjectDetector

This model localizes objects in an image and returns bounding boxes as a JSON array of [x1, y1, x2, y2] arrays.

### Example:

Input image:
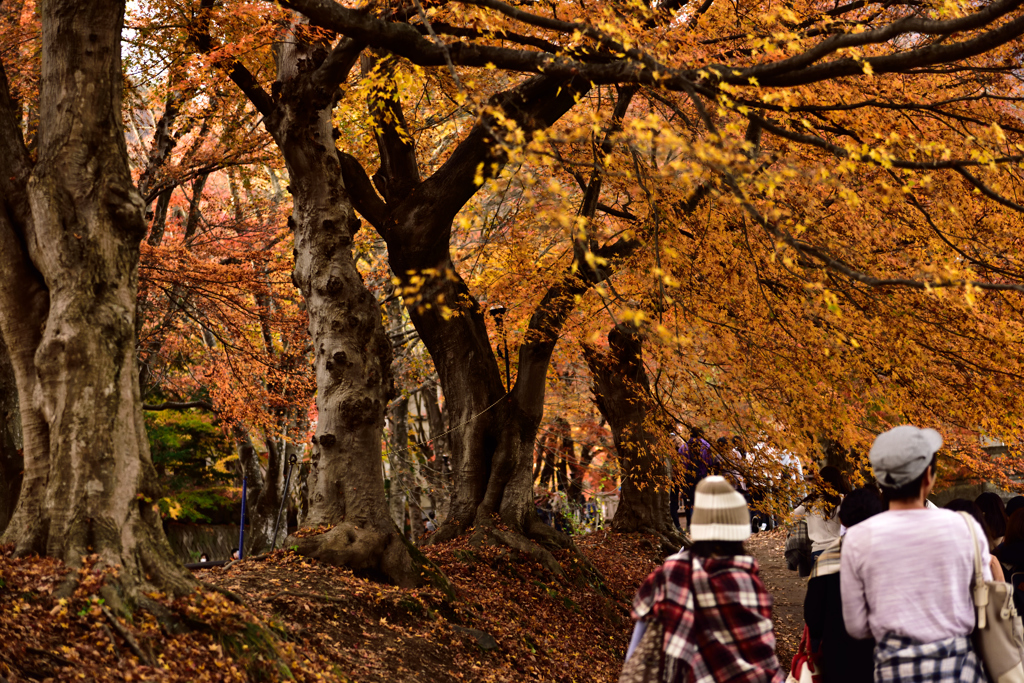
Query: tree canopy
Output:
[[2, 0, 1024, 597]]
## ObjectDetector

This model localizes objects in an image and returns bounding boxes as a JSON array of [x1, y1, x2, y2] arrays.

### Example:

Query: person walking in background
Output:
[[804, 487, 885, 683], [622, 476, 784, 683], [1005, 496, 1024, 520], [670, 431, 687, 530], [841, 425, 991, 683], [792, 466, 850, 563], [975, 491, 1008, 549], [944, 499, 1005, 581], [681, 427, 716, 528], [994, 509, 1024, 611]]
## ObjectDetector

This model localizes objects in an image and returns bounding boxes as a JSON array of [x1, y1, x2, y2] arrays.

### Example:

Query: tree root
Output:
[[53, 570, 80, 601], [100, 624, 124, 663], [102, 606, 153, 667], [286, 521, 438, 590], [201, 581, 248, 607], [479, 525, 567, 580], [270, 589, 347, 603], [396, 528, 457, 601], [634, 526, 690, 556]]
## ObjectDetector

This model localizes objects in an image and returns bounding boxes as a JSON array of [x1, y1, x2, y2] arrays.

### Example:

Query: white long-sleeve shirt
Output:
[[792, 504, 842, 553], [840, 508, 991, 644]]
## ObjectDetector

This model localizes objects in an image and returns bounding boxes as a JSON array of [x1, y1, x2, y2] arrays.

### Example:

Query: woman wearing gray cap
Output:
[[840, 425, 991, 683]]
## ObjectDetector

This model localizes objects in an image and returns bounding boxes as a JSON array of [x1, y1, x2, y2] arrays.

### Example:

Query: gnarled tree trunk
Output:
[[337, 74, 594, 562], [0, 0, 193, 604], [236, 437, 288, 555], [336, 76, 647, 581], [584, 324, 685, 551], [414, 382, 451, 524], [209, 26, 425, 586], [0, 334, 22, 534], [387, 394, 419, 541]]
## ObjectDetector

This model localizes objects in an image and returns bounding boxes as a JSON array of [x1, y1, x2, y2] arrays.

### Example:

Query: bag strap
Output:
[[958, 511, 989, 628]]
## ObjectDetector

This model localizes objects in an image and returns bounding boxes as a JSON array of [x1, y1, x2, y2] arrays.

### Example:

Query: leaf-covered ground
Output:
[[0, 530, 801, 682]]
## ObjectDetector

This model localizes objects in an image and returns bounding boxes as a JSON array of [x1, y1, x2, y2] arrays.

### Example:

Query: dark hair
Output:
[[1006, 496, 1024, 519], [818, 466, 850, 506], [975, 492, 1008, 542], [880, 453, 937, 502], [691, 540, 746, 557], [838, 487, 885, 528], [1006, 509, 1024, 545], [944, 498, 989, 539]]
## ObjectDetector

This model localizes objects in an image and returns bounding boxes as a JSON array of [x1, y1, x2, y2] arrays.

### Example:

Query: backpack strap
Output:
[[959, 510, 989, 628]]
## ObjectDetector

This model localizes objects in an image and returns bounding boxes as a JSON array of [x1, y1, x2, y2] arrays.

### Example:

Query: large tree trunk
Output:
[[415, 382, 451, 524], [567, 444, 597, 507], [584, 324, 685, 550], [336, 75, 592, 561], [0, 0, 192, 603], [337, 77, 645, 574], [235, 31, 423, 586], [387, 394, 413, 537], [0, 334, 22, 534], [236, 437, 288, 555]]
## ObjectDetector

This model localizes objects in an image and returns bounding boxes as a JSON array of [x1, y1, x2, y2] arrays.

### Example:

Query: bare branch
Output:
[[142, 400, 217, 412]]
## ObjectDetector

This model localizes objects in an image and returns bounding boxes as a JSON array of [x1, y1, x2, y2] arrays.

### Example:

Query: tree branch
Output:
[[337, 152, 388, 230], [409, 74, 590, 231], [312, 37, 364, 92], [724, 0, 1024, 87], [142, 400, 217, 412], [364, 53, 421, 204], [196, 0, 275, 117]]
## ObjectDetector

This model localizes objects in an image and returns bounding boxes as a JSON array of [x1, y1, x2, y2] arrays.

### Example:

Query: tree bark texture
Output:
[[387, 394, 417, 540], [412, 383, 451, 524], [0, 334, 23, 534], [219, 29, 422, 586], [567, 444, 597, 507], [584, 324, 684, 548], [236, 438, 287, 555], [337, 74, 596, 558], [0, 0, 193, 601]]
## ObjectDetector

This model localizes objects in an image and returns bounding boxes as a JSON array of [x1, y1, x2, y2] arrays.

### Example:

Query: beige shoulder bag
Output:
[[960, 511, 1024, 683]]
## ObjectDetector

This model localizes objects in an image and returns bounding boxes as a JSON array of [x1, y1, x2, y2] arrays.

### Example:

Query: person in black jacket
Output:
[[803, 487, 885, 683], [996, 508, 1024, 613]]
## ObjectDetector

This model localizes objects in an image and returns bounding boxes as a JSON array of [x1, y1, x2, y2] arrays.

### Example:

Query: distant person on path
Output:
[[944, 499, 1004, 581], [804, 487, 885, 683], [681, 427, 716, 527], [994, 509, 1024, 611], [1005, 495, 1024, 520], [841, 425, 991, 683], [669, 431, 687, 530], [622, 476, 784, 683], [792, 466, 850, 563], [975, 491, 1008, 548]]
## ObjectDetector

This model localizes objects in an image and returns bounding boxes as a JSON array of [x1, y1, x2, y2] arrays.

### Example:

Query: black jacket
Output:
[[804, 572, 875, 683], [995, 540, 1024, 613]]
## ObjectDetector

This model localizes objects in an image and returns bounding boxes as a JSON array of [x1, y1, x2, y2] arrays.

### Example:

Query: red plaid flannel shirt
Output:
[[631, 551, 784, 683]]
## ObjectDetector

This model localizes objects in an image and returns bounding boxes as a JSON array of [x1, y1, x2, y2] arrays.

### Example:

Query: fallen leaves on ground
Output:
[[0, 528, 801, 681]]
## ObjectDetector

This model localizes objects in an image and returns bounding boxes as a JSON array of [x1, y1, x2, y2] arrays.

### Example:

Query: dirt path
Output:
[[747, 528, 805, 671]]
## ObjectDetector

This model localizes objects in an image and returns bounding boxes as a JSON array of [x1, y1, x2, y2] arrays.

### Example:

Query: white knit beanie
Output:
[[689, 476, 751, 542]]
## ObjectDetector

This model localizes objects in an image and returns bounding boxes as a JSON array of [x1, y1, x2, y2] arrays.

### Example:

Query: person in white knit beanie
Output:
[[622, 476, 783, 683]]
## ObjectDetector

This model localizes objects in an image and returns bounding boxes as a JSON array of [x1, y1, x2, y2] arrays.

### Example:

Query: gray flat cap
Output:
[[869, 425, 943, 487]]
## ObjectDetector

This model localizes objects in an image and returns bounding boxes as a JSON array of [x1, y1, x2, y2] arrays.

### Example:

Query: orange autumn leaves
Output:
[[22, 0, 1023, 490]]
